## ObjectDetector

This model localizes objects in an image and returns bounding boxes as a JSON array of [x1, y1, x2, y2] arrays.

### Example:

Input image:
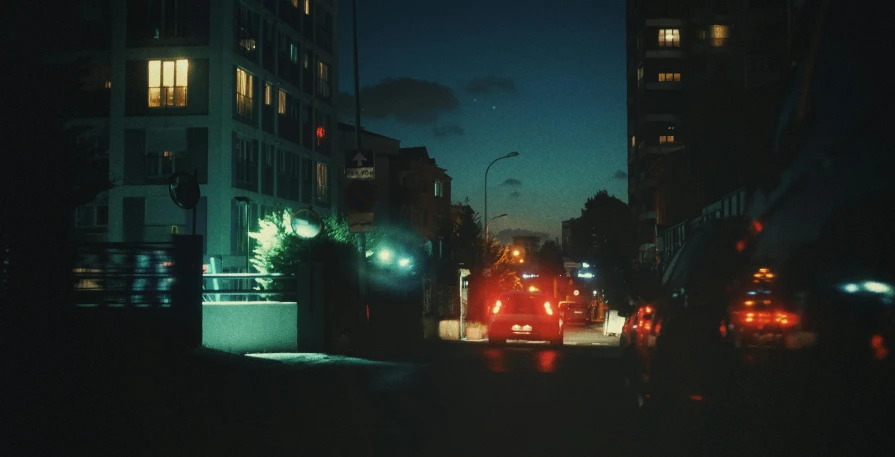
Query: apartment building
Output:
[[625, 0, 790, 255], [64, 0, 339, 272]]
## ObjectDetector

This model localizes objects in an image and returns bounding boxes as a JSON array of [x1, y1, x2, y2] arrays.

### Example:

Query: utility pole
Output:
[[352, 0, 367, 339]]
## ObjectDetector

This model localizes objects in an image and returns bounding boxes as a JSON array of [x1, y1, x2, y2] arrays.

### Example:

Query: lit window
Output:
[[637, 66, 644, 87], [264, 83, 272, 106], [317, 61, 330, 98], [316, 163, 329, 202], [658, 72, 681, 82], [278, 89, 287, 115], [712, 25, 729, 47], [631, 136, 636, 147], [104, 80, 112, 89], [434, 179, 443, 197], [304, 0, 310, 15], [658, 28, 680, 48], [659, 136, 675, 144], [148, 59, 189, 107], [236, 67, 254, 120]]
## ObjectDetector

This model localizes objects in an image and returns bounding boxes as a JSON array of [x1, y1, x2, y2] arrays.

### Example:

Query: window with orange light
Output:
[[711, 25, 729, 47], [148, 59, 189, 107], [658, 72, 681, 82]]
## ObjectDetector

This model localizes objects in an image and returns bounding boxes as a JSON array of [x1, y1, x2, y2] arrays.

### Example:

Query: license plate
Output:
[[512, 324, 533, 332]]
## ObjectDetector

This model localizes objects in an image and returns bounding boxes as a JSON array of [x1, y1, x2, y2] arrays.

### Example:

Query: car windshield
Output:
[[499, 295, 550, 315]]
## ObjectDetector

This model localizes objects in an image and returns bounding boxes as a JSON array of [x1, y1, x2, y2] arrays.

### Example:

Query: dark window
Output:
[[126, 0, 210, 47], [233, 134, 258, 191], [301, 157, 312, 204], [261, 143, 275, 196], [234, 2, 259, 60], [262, 19, 276, 72]]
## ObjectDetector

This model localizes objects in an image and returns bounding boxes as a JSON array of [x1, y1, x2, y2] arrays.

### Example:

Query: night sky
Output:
[[338, 0, 627, 243]]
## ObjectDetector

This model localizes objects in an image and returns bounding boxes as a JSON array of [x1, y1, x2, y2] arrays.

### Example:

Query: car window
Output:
[[500, 294, 551, 315]]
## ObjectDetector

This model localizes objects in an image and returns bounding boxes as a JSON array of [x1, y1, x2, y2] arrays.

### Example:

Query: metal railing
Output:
[[202, 271, 300, 304]]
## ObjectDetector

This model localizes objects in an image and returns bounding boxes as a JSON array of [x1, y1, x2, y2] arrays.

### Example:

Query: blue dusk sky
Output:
[[337, 0, 627, 243]]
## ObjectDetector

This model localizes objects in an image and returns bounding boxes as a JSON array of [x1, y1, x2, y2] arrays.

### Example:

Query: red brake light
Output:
[[492, 300, 502, 314], [644, 306, 653, 314], [544, 301, 553, 316]]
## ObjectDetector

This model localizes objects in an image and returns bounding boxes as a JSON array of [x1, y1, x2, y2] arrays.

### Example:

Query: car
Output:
[[488, 291, 563, 346], [559, 300, 588, 324]]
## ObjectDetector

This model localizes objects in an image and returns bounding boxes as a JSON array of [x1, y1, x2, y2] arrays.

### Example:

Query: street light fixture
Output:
[[484, 151, 519, 258], [234, 196, 252, 273]]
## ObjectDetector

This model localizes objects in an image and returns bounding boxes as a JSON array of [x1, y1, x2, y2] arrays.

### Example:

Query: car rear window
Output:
[[499, 295, 551, 315]]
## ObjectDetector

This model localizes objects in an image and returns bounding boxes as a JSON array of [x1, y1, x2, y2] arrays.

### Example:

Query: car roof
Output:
[[500, 290, 548, 297]]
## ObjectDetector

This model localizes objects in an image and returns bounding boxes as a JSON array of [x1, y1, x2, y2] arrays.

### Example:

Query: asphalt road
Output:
[[29, 323, 894, 457]]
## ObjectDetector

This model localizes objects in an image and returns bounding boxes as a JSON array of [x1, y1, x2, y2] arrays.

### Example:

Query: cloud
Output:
[[501, 178, 522, 187], [465, 75, 518, 95], [614, 170, 628, 180], [509, 191, 521, 198], [432, 123, 465, 137], [341, 78, 459, 125]]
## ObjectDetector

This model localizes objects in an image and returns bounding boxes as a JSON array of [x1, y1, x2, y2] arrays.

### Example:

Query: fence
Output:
[[68, 236, 203, 351]]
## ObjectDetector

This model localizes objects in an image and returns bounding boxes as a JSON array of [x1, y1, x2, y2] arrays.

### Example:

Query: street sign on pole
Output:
[[348, 212, 374, 233], [345, 180, 376, 212], [345, 149, 375, 180]]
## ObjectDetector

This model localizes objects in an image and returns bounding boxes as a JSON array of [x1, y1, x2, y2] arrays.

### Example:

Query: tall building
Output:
[[61, 0, 339, 272], [625, 0, 790, 257]]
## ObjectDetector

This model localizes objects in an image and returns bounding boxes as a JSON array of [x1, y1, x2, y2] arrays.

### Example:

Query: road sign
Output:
[[345, 180, 376, 212], [348, 212, 374, 233], [346, 149, 375, 180]]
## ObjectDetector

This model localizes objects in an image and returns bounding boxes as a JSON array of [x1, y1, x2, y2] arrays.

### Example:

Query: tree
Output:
[[533, 240, 564, 277], [450, 203, 483, 269], [568, 190, 639, 309]]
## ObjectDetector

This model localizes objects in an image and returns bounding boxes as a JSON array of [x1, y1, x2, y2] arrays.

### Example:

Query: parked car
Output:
[[558, 300, 588, 324], [488, 291, 563, 346]]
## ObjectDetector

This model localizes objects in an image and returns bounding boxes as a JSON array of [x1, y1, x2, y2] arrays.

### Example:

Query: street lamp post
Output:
[[485, 213, 508, 256], [234, 196, 252, 273], [484, 151, 519, 260]]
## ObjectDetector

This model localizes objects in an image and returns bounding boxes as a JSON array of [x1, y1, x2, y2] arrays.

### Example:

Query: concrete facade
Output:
[[68, 0, 340, 272]]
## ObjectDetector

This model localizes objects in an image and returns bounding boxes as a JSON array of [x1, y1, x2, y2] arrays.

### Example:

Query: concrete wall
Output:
[[202, 302, 298, 353]]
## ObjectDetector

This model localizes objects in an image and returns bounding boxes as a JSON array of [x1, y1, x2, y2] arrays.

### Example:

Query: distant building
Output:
[[561, 218, 576, 254], [56, 0, 340, 272], [512, 235, 541, 258], [397, 147, 452, 241], [336, 122, 402, 227]]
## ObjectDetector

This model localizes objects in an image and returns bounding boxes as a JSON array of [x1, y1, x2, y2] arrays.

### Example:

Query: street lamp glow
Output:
[[582, 262, 590, 268], [398, 258, 411, 267], [512, 249, 521, 256], [377, 248, 394, 263]]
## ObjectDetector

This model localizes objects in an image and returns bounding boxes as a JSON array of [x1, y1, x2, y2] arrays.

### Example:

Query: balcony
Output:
[[645, 48, 682, 59], [640, 143, 685, 158]]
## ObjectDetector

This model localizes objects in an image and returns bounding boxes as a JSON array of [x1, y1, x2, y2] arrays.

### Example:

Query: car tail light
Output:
[[544, 301, 554, 316], [492, 300, 502, 315]]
